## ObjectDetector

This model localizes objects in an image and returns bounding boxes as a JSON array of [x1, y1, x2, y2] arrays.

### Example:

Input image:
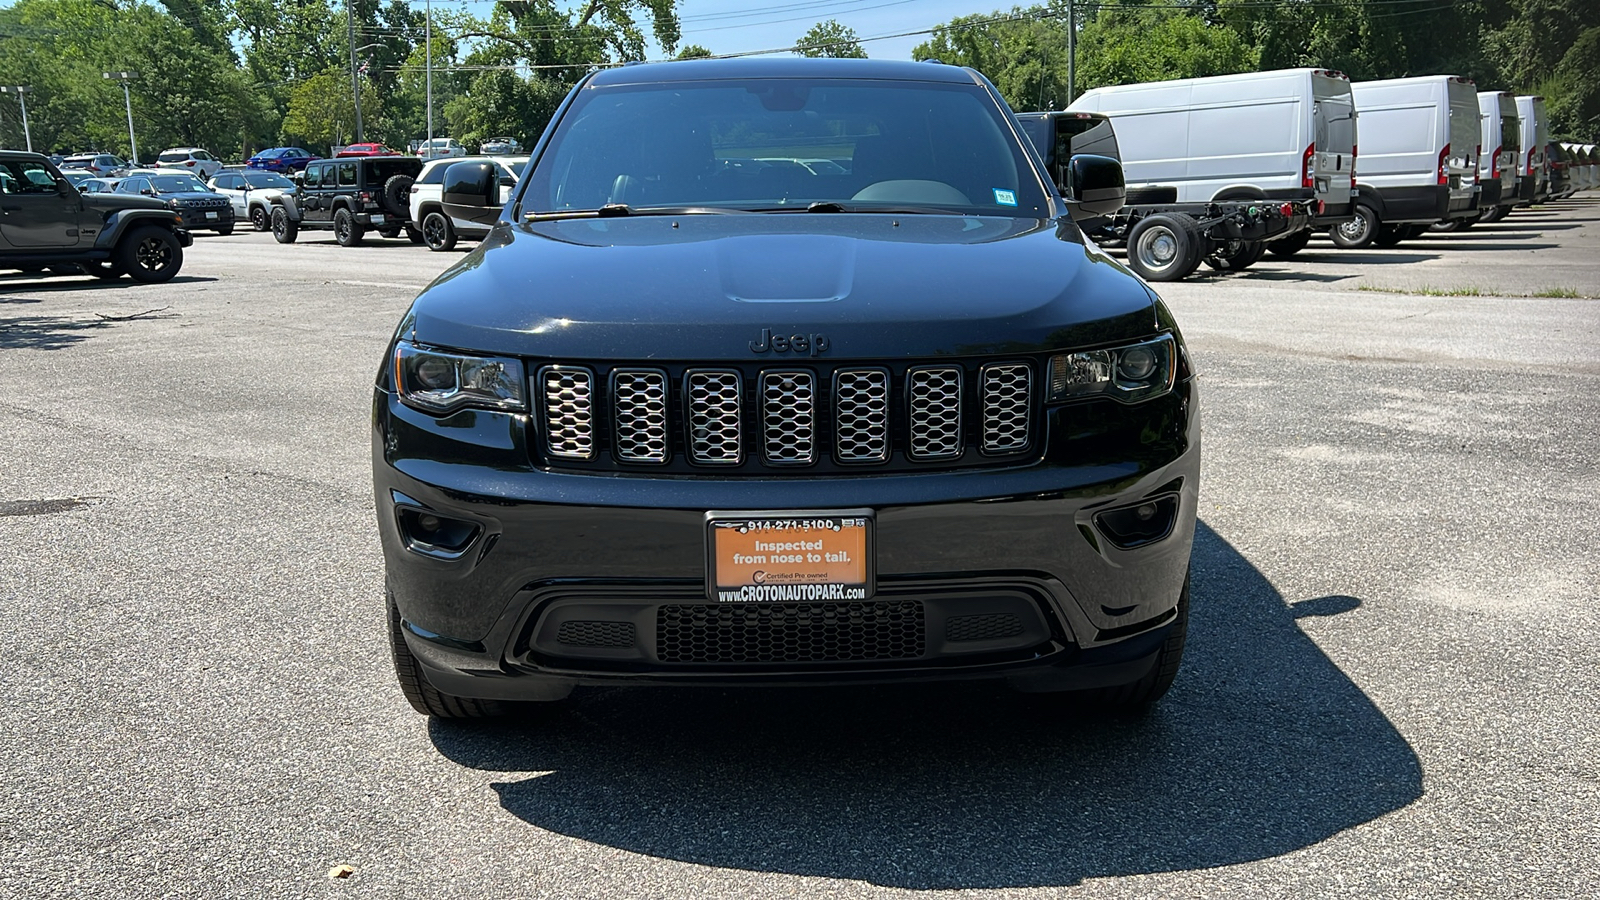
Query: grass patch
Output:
[[1356, 284, 1484, 297], [1356, 284, 1597, 299]]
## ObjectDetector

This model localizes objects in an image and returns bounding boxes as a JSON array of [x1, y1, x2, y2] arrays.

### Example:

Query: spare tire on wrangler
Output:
[[382, 174, 415, 218]]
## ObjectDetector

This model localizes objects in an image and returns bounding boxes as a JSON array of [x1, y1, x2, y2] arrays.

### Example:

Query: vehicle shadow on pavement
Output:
[[1286, 251, 1441, 266], [0, 274, 216, 294], [430, 521, 1421, 889]]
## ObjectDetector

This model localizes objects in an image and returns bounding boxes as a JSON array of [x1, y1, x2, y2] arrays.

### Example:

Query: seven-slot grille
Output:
[[535, 362, 1036, 470]]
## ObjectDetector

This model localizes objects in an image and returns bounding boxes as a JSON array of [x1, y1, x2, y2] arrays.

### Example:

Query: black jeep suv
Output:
[[0, 150, 192, 283], [270, 155, 424, 246], [374, 59, 1199, 718]]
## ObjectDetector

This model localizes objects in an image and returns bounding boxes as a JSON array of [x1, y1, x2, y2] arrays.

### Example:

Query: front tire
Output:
[[271, 206, 298, 243], [1074, 574, 1189, 710], [114, 226, 184, 284], [334, 208, 363, 246], [388, 594, 509, 719], [249, 205, 270, 231], [1204, 239, 1265, 272], [215, 222, 234, 236], [1330, 202, 1379, 249], [422, 211, 457, 252]]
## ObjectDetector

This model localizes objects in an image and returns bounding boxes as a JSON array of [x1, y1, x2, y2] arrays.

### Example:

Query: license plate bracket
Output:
[[705, 509, 874, 602]]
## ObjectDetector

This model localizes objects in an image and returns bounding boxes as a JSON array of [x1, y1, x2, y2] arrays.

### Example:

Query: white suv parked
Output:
[[155, 147, 223, 179], [208, 169, 298, 231], [408, 156, 527, 251]]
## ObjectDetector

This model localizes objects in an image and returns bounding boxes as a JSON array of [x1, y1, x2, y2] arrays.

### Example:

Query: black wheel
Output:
[[334, 208, 363, 247], [1373, 224, 1408, 248], [388, 593, 509, 719], [406, 225, 425, 245], [1266, 230, 1311, 257], [83, 260, 126, 280], [1073, 574, 1189, 709], [271, 206, 298, 243], [1126, 213, 1201, 282], [114, 226, 184, 284], [1479, 205, 1508, 223], [215, 222, 234, 236], [1330, 202, 1379, 249], [422, 211, 457, 252], [382, 174, 416, 217], [1204, 239, 1265, 272], [250, 205, 270, 231]]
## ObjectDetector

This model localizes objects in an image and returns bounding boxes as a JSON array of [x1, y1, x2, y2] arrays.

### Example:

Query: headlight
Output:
[[1047, 334, 1177, 404], [394, 342, 526, 414], [167, 199, 182, 209]]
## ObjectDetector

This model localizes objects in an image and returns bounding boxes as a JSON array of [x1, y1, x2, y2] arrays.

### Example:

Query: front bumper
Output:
[[173, 207, 235, 231], [373, 377, 1201, 697]]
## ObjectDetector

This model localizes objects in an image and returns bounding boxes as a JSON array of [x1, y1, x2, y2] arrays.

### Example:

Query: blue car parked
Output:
[[246, 147, 318, 173]]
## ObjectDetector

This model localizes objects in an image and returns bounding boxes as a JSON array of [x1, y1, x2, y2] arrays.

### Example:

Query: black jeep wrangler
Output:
[[270, 156, 424, 246], [0, 150, 191, 283]]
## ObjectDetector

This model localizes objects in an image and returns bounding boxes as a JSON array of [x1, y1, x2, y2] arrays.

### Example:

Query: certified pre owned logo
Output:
[[749, 328, 830, 356]]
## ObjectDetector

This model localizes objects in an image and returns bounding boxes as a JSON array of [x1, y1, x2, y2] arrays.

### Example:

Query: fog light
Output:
[[397, 507, 479, 555], [1094, 495, 1179, 550]]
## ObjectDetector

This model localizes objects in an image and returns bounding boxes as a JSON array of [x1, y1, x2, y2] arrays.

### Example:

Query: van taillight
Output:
[[1350, 144, 1358, 187], [1490, 145, 1501, 179], [1301, 143, 1315, 189], [1474, 144, 1481, 183], [1438, 144, 1450, 185]]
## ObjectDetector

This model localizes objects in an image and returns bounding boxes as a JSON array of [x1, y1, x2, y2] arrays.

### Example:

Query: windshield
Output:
[[150, 174, 208, 193], [243, 172, 294, 189], [526, 78, 1048, 216], [158, 152, 190, 163]]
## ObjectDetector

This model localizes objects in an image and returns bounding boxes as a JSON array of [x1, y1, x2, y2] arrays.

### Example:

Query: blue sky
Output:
[[653, 0, 992, 61]]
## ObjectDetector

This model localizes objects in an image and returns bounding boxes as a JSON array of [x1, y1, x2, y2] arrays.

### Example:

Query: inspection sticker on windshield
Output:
[[706, 510, 874, 602], [993, 188, 1018, 206]]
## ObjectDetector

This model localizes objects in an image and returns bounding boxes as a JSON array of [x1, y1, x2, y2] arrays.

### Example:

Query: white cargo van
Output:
[[1475, 91, 1520, 222], [1340, 76, 1480, 248], [1066, 68, 1357, 239], [1515, 95, 1548, 203]]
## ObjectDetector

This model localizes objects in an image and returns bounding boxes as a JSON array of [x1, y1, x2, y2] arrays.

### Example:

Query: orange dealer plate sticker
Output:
[[705, 510, 875, 602]]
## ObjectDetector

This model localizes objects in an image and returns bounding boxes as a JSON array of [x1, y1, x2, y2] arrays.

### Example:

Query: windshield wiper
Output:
[[741, 202, 961, 215], [525, 204, 751, 222]]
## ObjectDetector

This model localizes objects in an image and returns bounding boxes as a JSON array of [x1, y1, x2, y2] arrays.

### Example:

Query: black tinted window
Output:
[[528, 78, 1047, 216]]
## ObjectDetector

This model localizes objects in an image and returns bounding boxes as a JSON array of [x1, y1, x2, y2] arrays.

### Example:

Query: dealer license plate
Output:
[[205, 211, 218, 220], [706, 510, 874, 602]]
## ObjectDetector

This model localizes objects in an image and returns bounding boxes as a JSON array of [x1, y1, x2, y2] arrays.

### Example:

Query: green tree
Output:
[[1078, 8, 1258, 92], [794, 20, 868, 58], [442, 70, 566, 150], [676, 43, 714, 59], [282, 68, 381, 150], [913, 9, 1067, 110]]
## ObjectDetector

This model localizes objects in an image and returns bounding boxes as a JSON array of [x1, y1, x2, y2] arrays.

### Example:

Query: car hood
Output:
[[161, 191, 226, 202], [403, 215, 1160, 360], [82, 193, 169, 212]]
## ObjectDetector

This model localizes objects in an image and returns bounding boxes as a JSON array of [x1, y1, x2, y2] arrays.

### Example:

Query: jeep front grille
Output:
[[686, 370, 743, 465], [907, 366, 963, 460], [540, 366, 595, 459], [535, 360, 1035, 473], [611, 369, 669, 463], [761, 371, 816, 465], [834, 368, 890, 463], [980, 363, 1032, 454]]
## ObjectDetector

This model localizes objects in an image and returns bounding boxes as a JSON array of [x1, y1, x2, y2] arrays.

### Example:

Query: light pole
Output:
[[0, 86, 31, 152], [425, 0, 433, 157], [102, 72, 139, 165]]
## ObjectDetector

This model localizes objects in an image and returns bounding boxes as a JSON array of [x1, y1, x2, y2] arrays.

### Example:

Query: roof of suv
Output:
[[588, 57, 978, 87]]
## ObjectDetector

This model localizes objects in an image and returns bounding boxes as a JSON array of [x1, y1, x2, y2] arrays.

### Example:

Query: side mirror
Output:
[[441, 161, 502, 225], [1066, 154, 1125, 220]]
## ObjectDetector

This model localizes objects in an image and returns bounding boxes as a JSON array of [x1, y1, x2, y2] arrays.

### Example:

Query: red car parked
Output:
[[336, 143, 400, 158]]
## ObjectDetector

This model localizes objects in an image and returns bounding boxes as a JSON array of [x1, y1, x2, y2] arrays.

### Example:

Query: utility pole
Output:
[[425, 0, 434, 156], [0, 86, 31, 152], [1066, 0, 1076, 106], [102, 72, 139, 165], [348, 0, 364, 143]]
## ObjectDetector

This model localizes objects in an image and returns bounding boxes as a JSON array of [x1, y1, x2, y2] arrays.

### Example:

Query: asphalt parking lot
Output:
[[2, 199, 1598, 899]]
